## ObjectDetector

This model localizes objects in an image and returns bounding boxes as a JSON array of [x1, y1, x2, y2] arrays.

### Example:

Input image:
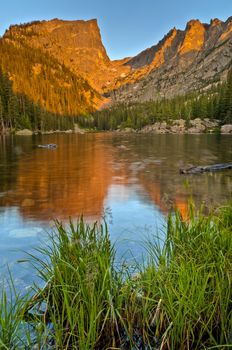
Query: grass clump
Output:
[[140, 204, 232, 349], [0, 274, 29, 350], [24, 219, 125, 350], [1, 203, 232, 349]]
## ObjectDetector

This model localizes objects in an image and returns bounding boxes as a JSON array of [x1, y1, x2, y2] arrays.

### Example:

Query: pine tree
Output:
[[0, 96, 4, 132]]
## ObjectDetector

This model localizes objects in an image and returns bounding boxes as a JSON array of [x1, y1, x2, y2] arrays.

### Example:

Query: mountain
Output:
[[110, 17, 232, 103], [3, 18, 129, 94], [1, 16, 232, 117], [1, 22, 104, 116]]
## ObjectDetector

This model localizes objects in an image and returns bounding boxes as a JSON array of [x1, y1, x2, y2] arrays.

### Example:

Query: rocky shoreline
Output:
[[141, 119, 232, 134], [1, 124, 85, 136], [120, 119, 232, 134], [1, 119, 232, 136]]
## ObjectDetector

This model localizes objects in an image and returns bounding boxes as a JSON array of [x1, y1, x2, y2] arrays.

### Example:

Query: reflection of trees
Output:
[[0, 136, 20, 193]]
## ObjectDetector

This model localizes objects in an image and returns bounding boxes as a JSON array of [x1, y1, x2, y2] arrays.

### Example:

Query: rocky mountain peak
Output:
[[186, 19, 202, 27], [178, 19, 205, 55], [210, 18, 222, 26], [5, 18, 107, 54]]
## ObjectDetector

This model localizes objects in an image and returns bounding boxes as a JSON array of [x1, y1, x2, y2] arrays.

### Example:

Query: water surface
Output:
[[0, 133, 231, 289]]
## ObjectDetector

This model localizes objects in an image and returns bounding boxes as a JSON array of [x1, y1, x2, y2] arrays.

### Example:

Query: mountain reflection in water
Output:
[[0, 133, 232, 222]]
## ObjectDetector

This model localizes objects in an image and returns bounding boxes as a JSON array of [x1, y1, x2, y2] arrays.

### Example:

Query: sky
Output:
[[0, 0, 231, 60]]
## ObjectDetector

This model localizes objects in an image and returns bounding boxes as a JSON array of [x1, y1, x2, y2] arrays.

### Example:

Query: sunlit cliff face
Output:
[[150, 28, 177, 68], [4, 19, 130, 94], [178, 20, 205, 55]]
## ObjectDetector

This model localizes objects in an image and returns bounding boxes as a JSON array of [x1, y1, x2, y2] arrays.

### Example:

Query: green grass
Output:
[[0, 271, 30, 350], [0, 203, 232, 349]]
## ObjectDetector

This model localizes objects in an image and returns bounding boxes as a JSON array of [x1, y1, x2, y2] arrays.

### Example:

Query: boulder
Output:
[[74, 124, 85, 134], [172, 119, 186, 127], [16, 129, 33, 136], [190, 118, 203, 126], [140, 122, 168, 134], [170, 125, 186, 133], [203, 118, 219, 129], [188, 122, 206, 133], [121, 127, 136, 133], [221, 124, 232, 134]]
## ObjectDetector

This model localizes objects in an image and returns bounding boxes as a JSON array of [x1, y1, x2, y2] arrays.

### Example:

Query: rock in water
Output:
[[37, 143, 57, 149]]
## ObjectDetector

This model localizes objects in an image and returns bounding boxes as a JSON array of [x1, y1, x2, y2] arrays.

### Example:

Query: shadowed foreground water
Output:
[[0, 133, 231, 289]]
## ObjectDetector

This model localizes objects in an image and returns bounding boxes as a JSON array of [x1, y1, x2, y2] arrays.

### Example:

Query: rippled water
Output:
[[0, 133, 231, 289]]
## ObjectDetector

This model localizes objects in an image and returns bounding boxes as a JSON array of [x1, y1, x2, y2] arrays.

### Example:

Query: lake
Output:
[[0, 133, 231, 290]]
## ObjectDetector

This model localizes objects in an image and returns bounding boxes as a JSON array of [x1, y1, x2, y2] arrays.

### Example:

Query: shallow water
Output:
[[0, 133, 231, 289]]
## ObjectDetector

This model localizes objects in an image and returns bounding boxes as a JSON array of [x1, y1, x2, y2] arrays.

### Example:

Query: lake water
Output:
[[0, 133, 231, 290]]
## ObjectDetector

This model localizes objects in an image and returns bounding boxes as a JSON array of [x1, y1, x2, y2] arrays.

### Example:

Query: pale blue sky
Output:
[[0, 0, 231, 59]]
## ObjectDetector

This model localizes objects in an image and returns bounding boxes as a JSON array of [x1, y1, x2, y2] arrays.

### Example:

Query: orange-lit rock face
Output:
[[178, 20, 206, 55], [4, 19, 130, 93], [151, 28, 177, 68], [111, 28, 180, 89]]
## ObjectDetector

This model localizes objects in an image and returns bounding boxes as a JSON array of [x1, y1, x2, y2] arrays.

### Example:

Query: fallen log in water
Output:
[[180, 163, 232, 174]]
